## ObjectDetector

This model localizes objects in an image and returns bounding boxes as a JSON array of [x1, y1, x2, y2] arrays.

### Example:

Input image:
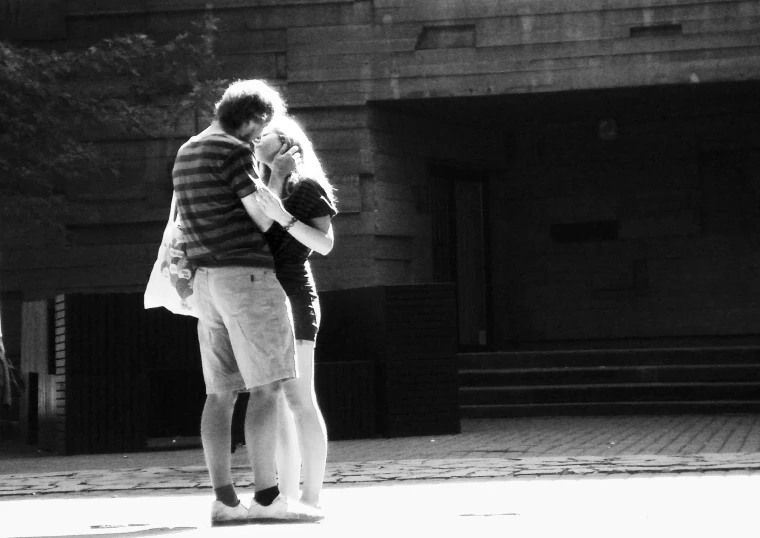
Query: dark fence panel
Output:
[[318, 283, 460, 438], [58, 283, 460, 453], [64, 293, 149, 454], [316, 361, 375, 440]]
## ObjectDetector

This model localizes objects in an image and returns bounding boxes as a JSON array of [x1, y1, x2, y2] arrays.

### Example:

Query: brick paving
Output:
[[327, 415, 760, 461], [2, 415, 760, 498]]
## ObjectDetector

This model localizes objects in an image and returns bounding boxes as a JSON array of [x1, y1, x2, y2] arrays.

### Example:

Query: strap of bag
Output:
[[169, 191, 180, 224]]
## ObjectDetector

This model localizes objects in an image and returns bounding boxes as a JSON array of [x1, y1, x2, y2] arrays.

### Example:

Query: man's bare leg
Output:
[[245, 380, 283, 495], [201, 391, 238, 489]]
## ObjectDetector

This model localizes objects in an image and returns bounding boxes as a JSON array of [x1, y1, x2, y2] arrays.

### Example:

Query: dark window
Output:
[[630, 24, 683, 38], [551, 220, 619, 243]]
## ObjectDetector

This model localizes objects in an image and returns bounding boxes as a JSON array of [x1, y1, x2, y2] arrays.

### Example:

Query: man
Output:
[[172, 79, 320, 524]]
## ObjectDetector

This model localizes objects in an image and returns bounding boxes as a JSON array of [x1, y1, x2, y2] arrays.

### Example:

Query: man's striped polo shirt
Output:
[[172, 132, 273, 268]]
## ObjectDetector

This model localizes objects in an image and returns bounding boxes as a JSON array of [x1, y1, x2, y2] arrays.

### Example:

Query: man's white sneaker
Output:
[[211, 500, 249, 526], [247, 494, 324, 522]]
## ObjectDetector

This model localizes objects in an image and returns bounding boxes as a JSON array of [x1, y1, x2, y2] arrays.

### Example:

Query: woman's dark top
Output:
[[265, 178, 338, 295]]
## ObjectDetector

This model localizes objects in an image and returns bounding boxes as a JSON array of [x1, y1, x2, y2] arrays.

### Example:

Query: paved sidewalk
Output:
[[2, 414, 760, 498]]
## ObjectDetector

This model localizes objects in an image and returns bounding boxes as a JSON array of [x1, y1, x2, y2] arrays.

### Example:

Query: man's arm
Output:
[[241, 189, 272, 231]]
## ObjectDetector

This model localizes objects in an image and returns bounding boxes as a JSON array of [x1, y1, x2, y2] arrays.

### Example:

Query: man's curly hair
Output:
[[214, 79, 286, 132]]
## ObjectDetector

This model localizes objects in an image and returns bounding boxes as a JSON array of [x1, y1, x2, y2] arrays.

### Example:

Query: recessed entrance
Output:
[[429, 164, 490, 350], [374, 80, 760, 349]]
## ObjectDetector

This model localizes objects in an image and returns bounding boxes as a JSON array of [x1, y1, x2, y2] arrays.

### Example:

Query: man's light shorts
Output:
[[194, 266, 297, 394]]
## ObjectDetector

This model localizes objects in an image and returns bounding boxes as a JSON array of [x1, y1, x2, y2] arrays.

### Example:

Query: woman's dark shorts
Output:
[[287, 286, 320, 342]]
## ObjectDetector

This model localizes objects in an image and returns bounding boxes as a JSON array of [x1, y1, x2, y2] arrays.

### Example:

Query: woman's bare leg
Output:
[[282, 340, 327, 506]]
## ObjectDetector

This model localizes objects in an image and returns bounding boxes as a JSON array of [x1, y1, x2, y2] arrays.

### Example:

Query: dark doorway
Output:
[[27, 372, 38, 445], [429, 164, 490, 350]]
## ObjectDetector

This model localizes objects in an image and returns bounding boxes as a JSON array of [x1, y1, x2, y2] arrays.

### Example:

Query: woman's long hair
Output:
[[261, 115, 335, 205]]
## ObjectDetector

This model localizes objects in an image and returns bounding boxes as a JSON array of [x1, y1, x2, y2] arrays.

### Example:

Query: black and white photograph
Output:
[[2, 0, 760, 536]]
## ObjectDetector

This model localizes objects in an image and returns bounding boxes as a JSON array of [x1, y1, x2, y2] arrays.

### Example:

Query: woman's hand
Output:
[[254, 185, 290, 223], [270, 144, 301, 179]]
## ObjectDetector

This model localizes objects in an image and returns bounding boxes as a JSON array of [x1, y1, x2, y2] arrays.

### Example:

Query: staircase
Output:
[[459, 347, 760, 418]]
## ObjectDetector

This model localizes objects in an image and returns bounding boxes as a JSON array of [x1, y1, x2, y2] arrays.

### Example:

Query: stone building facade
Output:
[[3, 0, 760, 451]]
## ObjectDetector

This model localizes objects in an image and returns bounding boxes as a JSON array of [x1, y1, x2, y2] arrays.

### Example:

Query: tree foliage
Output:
[[0, 15, 228, 246]]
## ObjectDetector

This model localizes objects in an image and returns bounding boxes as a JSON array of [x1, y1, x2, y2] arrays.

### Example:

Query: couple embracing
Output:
[[171, 79, 337, 524]]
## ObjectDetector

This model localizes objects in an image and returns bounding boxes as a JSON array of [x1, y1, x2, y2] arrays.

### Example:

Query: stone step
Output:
[[461, 400, 760, 418], [459, 347, 760, 370], [459, 382, 760, 406], [459, 364, 760, 386], [457, 348, 760, 417]]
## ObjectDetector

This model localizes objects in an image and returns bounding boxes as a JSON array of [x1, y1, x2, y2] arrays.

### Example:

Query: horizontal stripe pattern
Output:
[[173, 133, 273, 268]]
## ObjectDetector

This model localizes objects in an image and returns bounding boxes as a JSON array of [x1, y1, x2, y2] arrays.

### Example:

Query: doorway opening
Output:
[[429, 164, 492, 351], [26, 372, 38, 445]]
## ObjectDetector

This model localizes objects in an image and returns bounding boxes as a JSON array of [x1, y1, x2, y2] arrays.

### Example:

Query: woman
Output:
[[252, 115, 337, 511]]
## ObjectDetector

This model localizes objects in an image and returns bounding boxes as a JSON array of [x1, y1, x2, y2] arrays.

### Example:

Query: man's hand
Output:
[[254, 185, 290, 224], [270, 144, 301, 178]]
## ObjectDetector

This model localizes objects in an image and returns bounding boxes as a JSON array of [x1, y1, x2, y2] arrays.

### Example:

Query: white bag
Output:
[[144, 194, 198, 317]]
